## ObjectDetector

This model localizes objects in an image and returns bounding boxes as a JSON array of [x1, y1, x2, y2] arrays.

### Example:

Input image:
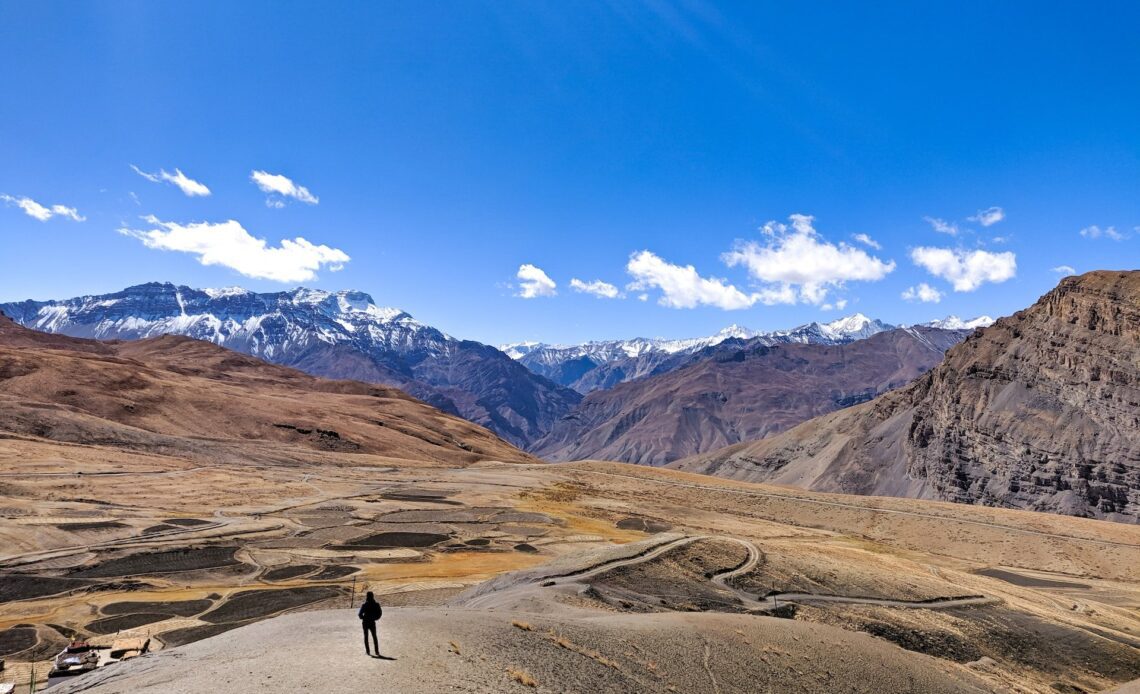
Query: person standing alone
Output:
[[358, 591, 382, 656]]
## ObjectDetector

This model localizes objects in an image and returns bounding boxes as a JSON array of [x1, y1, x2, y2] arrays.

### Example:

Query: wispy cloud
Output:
[[968, 206, 1005, 227], [1079, 225, 1127, 241], [910, 246, 1016, 291], [627, 250, 760, 310], [901, 282, 943, 303], [820, 299, 848, 311], [516, 264, 557, 298], [1051, 265, 1076, 275], [250, 170, 319, 206], [119, 216, 349, 282], [0, 194, 85, 222], [569, 278, 622, 299], [852, 233, 881, 249], [721, 214, 895, 306], [130, 164, 211, 197], [923, 216, 959, 236]]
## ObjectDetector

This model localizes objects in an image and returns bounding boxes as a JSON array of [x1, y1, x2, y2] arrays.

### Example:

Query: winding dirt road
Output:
[[549, 534, 996, 612]]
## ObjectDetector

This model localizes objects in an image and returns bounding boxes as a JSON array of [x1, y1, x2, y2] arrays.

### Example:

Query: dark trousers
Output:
[[363, 620, 379, 653]]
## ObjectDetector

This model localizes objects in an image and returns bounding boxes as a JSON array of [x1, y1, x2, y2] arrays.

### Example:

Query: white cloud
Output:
[[902, 282, 943, 303], [119, 216, 349, 282], [569, 278, 622, 299], [1079, 225, 1126, 241], [721, 214, 895, 306], [968, 206, 1005, 227], [251, 170, 319, 205], [637, 293, 649, 302], [821, 299, 849, 311], [0, 194, 85, 222], [130, 164, 211, 197], [516, 264, 557, 298], [626, 250, 760, 310], [923, 216, 959, 235], [910, 246, 1016, 291], [852, 233, 881, 249], [1051, 265, 1076, 275]]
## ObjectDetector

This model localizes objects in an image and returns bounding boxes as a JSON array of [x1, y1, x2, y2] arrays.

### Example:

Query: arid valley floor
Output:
[[1, 311, 1139, 693], [3, 444, 1140, 693]]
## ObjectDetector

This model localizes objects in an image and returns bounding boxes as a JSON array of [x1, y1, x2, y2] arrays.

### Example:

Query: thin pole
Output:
[[350, 576, 357, 609]]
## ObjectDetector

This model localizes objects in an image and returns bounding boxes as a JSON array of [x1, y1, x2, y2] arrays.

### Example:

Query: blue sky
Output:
[[1, 2, 1137, 346]]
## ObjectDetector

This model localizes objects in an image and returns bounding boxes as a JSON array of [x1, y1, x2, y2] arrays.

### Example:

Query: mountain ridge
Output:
[[503, 313, 990, 393], [0, 282, 581, 448], [532, 325, 971, 465], [674, 270, 1140, 523]]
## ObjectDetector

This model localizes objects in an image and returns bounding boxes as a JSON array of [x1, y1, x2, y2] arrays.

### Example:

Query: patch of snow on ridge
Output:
[[203, 286, 251, 299], [923, 315, 995, 330]]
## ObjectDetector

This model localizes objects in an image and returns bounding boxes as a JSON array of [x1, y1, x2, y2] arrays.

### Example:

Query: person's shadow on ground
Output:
[[370, 654, 397, 661]]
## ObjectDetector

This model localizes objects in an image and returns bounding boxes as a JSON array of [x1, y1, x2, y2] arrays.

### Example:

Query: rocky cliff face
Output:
[[676, 271, 1140, 523], [0, 283, 581, 448], [532, 326, 968, 465]]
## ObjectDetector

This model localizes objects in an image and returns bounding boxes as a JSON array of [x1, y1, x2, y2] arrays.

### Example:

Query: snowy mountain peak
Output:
[[0, 283, 431, 358], [924, 315, 995, 330], [819, 313, 892, 340], [713, 324, 759, 340]]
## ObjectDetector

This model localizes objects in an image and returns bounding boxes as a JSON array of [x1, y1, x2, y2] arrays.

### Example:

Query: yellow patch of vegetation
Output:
[[507, 667, 538, 687], [546, 629, 620, 669]]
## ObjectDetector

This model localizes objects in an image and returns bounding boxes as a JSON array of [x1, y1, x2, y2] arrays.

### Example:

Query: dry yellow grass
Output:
[[506, 667, 538, 687]]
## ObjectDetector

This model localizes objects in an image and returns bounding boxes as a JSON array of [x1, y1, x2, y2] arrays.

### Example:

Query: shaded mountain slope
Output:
[[0, 312, 533, 466], [675, 271, 1140, 523], [533, 326, 967, 465], [0, 283, 581, 448]]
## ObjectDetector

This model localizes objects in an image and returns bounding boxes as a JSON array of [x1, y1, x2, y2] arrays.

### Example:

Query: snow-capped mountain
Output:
[[922, 315, 995, 330], [0, 283, 581, 448], [502, 324, 760, 368], [502, 314, 894, 393]]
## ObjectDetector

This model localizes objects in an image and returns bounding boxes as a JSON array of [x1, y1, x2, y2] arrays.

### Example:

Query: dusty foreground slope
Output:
[[6, 460, 1136, 694], [676, 270, 1140, 523], [52, 606, 988, 694]]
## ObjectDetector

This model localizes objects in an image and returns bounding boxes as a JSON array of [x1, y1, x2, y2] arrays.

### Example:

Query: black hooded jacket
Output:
[[359, 599, 382, 623]]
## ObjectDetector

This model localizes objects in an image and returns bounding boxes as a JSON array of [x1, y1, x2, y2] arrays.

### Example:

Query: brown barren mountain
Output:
[[0, 312, 532, 466], [676, 270, 1140, 523], [533, 326, 966, 465]]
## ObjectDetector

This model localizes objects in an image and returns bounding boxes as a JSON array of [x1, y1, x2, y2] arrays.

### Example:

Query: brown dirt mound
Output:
[[201, 587, 343, 624], [163, 518, 212, 527], [141, 524, 178, 535], [159, 621, 251, 648], [102, 599, 214, 617], [310, 566, 358, 581], [0, 627, 37, 657], [338, 532, 450, 548], [263, 565, 319, 581], [69, 546, 242, 578], [86, 613, 172, 635], [615, 517, 673, 533], [0, 573, 90, 602], [54, 521, 129, 531]]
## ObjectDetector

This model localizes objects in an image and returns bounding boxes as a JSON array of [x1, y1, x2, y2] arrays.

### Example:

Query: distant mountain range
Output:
[[0, 283, 581, 449], [675, 271, 1140, 523], [0, 311, 532, 466], [502, 313, 991, 394], [0, 283, 993, 454], [532, 325, 971, 465]]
